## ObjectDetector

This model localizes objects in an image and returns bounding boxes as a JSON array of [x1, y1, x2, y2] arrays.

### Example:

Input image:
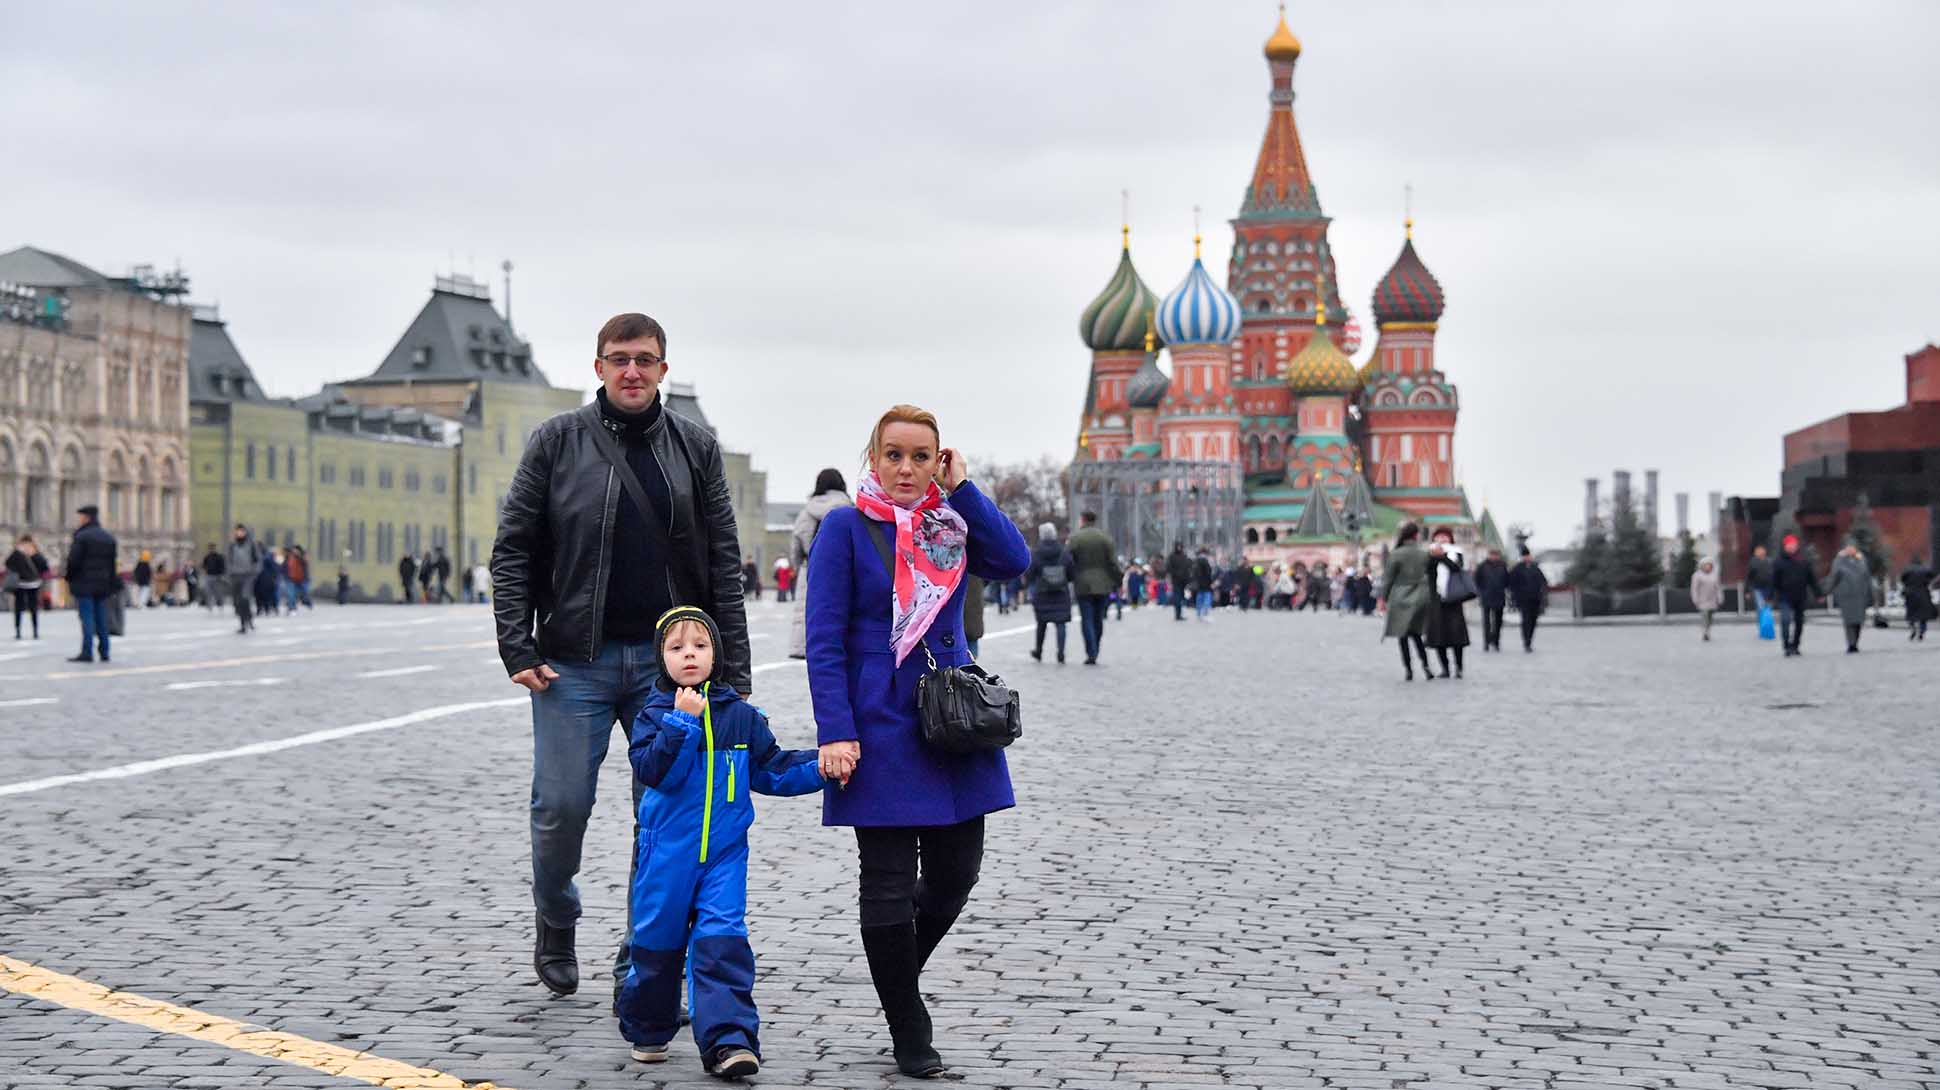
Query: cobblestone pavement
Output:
[[2, 599, 1936, 1089]]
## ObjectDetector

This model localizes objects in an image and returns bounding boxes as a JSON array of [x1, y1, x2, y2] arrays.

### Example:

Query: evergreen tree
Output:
[[1566, 523, 1610, 588], [1601, 488, 1665, 591], [1670, 530, 1699, 588], [1847, 492, 1890, 578]]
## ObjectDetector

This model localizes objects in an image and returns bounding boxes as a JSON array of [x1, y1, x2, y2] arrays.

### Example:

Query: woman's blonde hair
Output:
[[865, 404, 941, 460]]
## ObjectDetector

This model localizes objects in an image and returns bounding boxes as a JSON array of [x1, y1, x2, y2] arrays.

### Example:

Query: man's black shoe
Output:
[[534, 913, 578, 996], [66, 654, 93, 663]]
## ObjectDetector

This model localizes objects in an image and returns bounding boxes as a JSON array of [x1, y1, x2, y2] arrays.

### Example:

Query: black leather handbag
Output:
[[867, 522, 1022, 754]]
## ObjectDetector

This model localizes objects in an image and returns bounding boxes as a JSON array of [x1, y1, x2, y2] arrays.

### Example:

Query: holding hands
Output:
[[818, 740, 859, 786]]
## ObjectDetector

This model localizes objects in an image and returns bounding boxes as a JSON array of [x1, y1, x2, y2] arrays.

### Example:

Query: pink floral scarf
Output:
[[854, 471, 968, 666]]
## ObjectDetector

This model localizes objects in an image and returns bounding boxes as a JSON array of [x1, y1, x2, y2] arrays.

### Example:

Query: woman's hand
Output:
[[818, 740, 860, 786], [939, 447, 967, 493]]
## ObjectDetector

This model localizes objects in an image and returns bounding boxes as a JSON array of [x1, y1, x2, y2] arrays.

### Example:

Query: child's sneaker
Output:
[[706, 1048, 760, 1079], [630, 1044, 669, 1064]]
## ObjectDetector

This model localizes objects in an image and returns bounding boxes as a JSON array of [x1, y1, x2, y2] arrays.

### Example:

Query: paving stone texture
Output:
[[1, 599, 1936, 1089]]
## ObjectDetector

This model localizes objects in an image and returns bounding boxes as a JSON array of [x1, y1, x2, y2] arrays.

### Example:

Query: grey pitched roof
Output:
[[663, 382, 715, 436], [189, 315, 271, 403], [1293, 477, 1345, 538], [362, 279, 549, 386], [0, 246, 110, 289]]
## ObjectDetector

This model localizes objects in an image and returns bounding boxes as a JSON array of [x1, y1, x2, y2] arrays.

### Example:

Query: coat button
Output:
[[942, 634, 956, 648]]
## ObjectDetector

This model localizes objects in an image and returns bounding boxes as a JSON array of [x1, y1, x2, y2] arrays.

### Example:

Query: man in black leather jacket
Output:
[[491, 312, 750, 1000], [64, 504, 118, 663]]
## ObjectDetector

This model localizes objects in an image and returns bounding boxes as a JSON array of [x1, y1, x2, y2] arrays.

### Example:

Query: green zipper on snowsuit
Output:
[[699, 683, 714, 863]]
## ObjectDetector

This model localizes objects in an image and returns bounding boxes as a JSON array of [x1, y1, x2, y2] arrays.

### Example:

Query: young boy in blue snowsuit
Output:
[[616, 605, 826, 1079]]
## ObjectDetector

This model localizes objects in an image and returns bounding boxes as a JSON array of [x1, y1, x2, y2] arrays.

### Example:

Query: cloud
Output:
[[4, 0, 1935, 543]]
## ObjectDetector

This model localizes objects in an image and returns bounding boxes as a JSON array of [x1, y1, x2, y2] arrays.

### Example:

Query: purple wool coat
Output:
[[805, 480, 1032, 828]]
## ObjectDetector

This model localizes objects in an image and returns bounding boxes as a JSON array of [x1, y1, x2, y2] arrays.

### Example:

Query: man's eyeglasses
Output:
[[599, 353, 665, 371]]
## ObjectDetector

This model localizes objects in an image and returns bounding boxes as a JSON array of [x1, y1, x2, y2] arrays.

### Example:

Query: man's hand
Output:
[[674, 687, 706, 717], [511, 664, 560, 692], [819, 740, 860, 786]]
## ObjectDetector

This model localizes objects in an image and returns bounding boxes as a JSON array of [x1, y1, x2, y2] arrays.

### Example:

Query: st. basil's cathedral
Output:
[[1070, 9, 1491, 566]]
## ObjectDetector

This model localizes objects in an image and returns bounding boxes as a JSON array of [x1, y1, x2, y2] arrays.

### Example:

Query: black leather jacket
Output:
[[64, 520, 119, 599], [491, 398, 751, 690]]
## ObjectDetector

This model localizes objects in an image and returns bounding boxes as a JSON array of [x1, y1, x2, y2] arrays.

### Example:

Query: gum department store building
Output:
[[1070, 11, 1491, 567]]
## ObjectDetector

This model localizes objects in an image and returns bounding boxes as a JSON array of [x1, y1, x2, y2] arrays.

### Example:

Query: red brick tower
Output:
[[1360, 220, 1464, 522], [1227, 6, 1349, 482]]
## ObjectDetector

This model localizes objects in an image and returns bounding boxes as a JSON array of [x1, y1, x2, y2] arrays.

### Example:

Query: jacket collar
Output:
[[590, 387, 665, 442]]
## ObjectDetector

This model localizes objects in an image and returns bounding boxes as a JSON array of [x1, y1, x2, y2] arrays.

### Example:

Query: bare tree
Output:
[[975, 455, 1067, 541]]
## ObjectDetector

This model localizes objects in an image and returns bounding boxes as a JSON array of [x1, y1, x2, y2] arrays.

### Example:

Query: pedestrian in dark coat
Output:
[[398, 552, 417, 603], [1166, 544, 1192, 621], [802, 406, 1030, 1078], [1190, 550, 1215, 620], [1424, 527, 1471, 678], [7, 534, 50, 639], [1770, 535, 1821, 656], [1065, 511, 1119, 664], [1901, 557, 1935, 640], [1474, 548, 1510, 652], [1825, 545, 1874, 653], [1506, 546, 1549, 651], [64, 505, 118, 662], [1025, 524, 1075, 663], [1746, 545, 1775, 609], [1380, 522, 1432, 680]]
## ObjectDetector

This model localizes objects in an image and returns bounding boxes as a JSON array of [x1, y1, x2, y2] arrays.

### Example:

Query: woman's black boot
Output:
[[860, 923, 945, 1077]]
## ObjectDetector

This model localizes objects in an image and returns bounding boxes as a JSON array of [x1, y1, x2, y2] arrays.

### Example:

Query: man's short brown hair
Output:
[[596, 313, 666, 357]]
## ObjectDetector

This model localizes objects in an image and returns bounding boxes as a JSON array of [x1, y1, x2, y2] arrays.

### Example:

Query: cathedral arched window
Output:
[[0, 436, 14, 526], [56, 446, 81, 526], [1264, 527, 1278, 543], [1245, 527, 1259, 544], [23, 442, 51, 527]]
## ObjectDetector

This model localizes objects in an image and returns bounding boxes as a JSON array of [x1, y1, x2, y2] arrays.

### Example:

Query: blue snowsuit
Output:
[[615, 682, 824, 1056]]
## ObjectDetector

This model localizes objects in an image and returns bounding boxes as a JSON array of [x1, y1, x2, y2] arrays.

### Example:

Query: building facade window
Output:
[[432, 474, 447, 495], [379, 467, 394, 489], [468, 463, 477, 495], [245, 442, 256, 479], [405, 469, 421, 492], [349, 465, 366, 487], [287, 447, 296, 481], [266, 446, 276, 480], [319, 462, 335, 484]]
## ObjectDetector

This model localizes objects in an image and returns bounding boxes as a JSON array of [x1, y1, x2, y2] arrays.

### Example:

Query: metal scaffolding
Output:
[[1066, 459, 1245, 562]]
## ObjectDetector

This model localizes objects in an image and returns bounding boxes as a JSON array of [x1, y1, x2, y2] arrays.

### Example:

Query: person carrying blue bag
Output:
[[615, 605, 828, 1079]]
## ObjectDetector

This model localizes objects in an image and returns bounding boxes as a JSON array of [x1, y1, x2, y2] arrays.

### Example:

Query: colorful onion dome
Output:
[[1079, 232, 1161, 351], [1371, 222, 1445, 325], [1264, 7, 1302, 61], [1156, 246, 1242, 347], [1286, 301, 1359, 397]]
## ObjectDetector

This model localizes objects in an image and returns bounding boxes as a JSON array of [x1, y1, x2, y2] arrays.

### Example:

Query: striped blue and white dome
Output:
[[1156, 256, 1242, 347]]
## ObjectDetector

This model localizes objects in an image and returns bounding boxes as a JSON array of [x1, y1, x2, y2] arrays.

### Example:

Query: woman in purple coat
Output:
[[805, 404, 1031, 1077]]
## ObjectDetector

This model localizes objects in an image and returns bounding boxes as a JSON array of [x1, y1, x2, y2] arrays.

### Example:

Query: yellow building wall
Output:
[[461, 380, 583, 570], [311, 433, 461, 601], [187, 400, 310, 559]]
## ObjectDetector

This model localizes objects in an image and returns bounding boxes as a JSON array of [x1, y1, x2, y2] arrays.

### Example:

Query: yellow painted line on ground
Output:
[[0, 955, 512, 1089], [41, 639, 498, 681]]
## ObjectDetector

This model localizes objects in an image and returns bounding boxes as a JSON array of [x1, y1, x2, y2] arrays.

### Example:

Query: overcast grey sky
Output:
[[7, 1, 1937, 544]]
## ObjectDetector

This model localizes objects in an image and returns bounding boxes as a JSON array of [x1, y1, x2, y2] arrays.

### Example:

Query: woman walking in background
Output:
[[804, 404, 1030, 1077], [1380, 522, 1433, 680], [1902, 556, 1934, 641], [789, 468, 852, 659], [1026, 523, 1075, 664], [1424, 527, 1472, 679], [1690, 556, 1723, 641], [6, 534, 49, 639], [1826, 543, 1874, 653]]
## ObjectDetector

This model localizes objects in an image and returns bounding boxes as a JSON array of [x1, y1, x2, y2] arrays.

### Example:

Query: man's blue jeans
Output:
[[1076, 594, 1108, 661], [76, 595, 110, 659], [529, 638, 660, 962], [1194, 590, 1213, 619]]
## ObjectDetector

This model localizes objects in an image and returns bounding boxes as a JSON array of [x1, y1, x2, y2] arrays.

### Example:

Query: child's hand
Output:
[[674, 687, 706, 717]]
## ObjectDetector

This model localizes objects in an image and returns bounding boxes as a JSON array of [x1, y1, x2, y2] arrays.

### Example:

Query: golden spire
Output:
[[1143, 309, 1156, 353], [1315, 272, 1328, 327], [1192, 204, 1203, 259], [1121, 188, 1131, 252], [1264, 3, 1302, 61], [1404, 183, 1414, 241]]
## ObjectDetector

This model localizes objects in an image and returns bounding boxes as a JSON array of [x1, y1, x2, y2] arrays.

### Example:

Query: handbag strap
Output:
[[583, 414, 661, 533]]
